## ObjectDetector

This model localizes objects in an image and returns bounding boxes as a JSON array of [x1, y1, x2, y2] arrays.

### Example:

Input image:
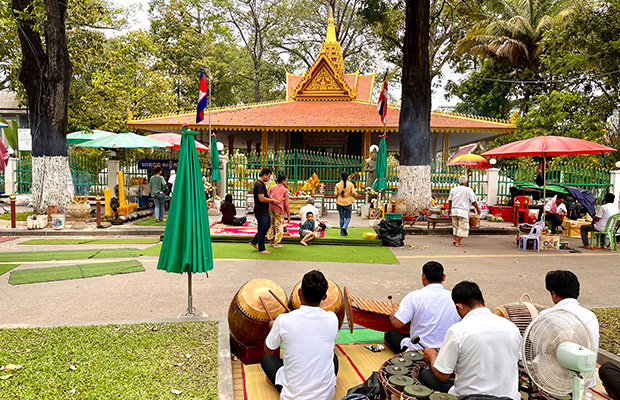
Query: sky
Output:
[[127, 0, 459, 109]]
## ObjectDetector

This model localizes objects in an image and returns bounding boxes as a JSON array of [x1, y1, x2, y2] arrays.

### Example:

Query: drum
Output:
[[228, 278, 288, 346], [493, 293, 547, 335], [288, 278, 345, 329]]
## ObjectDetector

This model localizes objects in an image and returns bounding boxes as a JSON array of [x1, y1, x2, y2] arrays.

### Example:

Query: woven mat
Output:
[[234, 343, 613, 400], [210, 221, 302, 238]]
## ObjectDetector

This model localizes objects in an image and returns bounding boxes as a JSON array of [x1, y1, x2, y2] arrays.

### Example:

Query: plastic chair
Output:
[[518, 221, 545, 252], [512, 196, 530, 227], [591, 213, 620, 251]]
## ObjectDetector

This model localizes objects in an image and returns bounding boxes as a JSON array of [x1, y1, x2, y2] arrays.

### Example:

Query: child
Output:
[[299, 212, 322, 246]]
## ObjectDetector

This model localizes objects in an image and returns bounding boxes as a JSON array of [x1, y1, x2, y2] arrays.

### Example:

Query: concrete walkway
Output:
[[1, 229, 618, 328]]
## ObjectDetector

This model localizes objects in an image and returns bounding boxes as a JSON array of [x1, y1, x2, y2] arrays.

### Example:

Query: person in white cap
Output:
[[448, 176, 480, 247]]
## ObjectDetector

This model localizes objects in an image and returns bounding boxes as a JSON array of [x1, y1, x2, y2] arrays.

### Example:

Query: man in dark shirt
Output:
[[250, 168, 280, 254]]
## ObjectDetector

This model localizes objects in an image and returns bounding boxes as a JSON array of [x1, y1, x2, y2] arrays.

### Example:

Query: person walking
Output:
[[249, 168, 281, 254], [267, 175, 290, 248], [149, 165, 168, 223], [334, 171, 357, 236], [448, 176, 480, 247]]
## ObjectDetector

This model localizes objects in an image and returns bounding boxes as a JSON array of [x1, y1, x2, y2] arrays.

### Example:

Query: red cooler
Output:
[[488, 205, 513, 221]]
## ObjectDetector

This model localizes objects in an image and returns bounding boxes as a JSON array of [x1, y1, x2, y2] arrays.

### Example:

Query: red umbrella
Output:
[[482, 135, 616, 221], [481, 135, 616, 157], [148, 133, 209, 152]]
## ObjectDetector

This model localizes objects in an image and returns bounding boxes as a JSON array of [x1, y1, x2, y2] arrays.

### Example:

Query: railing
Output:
[[431, 161, 488, 204], [0, 170, 4, 194], [16, 155, 31, 193], [496, 162, 611, 204]]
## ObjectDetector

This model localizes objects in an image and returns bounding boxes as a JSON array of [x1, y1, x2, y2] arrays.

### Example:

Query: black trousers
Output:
[[250, 212, 270, 251], [260, 353, 339, 393], [384, 330, 409, 354], [418, 367, 455, 393], [600, 362, 620, 400], [546, 213, 563, 233]]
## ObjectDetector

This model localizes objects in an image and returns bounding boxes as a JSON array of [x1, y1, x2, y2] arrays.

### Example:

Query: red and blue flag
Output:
[[377, 73, 388, 125], [196, 71, 209, 123]]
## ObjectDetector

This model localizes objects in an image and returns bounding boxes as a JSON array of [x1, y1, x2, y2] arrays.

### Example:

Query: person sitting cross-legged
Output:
[[261, 270, 339, 400], [299, 212, 323, 246], [579, 193, 618, 249]]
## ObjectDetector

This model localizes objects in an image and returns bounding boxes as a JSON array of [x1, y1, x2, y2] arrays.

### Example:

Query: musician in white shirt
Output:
[[423, 281, 522, 399], [539, 270, 599, 388]]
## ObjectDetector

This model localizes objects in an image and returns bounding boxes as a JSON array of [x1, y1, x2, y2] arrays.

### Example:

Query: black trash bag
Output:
[[345, 371, 385, 400], [377, 219, 405, 247]]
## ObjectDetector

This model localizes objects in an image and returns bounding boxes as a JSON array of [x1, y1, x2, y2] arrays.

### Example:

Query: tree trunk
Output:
[[12, 0, 74, 213], [397, 0, 432, 215]]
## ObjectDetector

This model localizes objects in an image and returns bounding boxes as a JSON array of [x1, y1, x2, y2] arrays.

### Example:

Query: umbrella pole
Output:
[[186, 270, 196, 316], [542, 155, 547, 224]]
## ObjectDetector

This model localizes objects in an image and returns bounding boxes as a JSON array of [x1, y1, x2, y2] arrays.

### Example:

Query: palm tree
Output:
[[456, 0, 571, 70]]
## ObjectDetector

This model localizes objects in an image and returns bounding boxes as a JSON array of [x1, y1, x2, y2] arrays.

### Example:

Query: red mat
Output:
[[210, 220, 300, 237], [0, 237, 18, 243]]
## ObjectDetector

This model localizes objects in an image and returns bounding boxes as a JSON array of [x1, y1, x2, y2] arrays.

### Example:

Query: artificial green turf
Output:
[[336, 328, 385, 344], [9, 260, 144, 285], [0, 322, 218, 399], [20, 238, 161, 245], [0, 212, 32, 221], [143, 242, 399, 264], [0, 248, 143, 263], [0, 264, 20, 276], [134, 217, 166, 226]]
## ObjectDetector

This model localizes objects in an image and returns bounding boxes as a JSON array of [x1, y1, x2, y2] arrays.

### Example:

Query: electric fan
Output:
[[522, 309, 597, 400]]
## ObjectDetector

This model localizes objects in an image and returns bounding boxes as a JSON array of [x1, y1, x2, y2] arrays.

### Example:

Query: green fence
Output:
[[15, 153, 108, 195], [0, 170, 4, 194], [227, 150, 366, 210], [431, 161, 488, 204], [497, 162, 611, 204]]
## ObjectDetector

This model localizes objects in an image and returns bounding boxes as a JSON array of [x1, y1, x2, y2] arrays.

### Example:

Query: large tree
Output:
[[12, 0, 74, 212], [397, 0, 432, 214]]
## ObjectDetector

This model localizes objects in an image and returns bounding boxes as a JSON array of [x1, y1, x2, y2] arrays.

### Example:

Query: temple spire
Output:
[[326, 10, 337, 43]]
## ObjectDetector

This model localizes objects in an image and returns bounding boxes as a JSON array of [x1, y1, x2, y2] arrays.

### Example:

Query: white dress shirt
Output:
[[449, 186, 477, 218], [394, 283, 460, 349], [539, 298, 599, 388], [593, 203, 619, 232], [434, 307, 522, 400], [265, 306, 338, 400]]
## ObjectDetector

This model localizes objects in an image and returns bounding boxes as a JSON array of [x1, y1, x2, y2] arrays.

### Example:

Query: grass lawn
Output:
[[20, 238, 161, 245], [135, 217, 166, 226], [593, 307, 620, 356], [0, 249, 143, 263], [9, 260, 144, 285], [0, 212, 33, 221], [0, 322, 218, 399], [0, 264, 20, 276], [143, 242, 398, 264]]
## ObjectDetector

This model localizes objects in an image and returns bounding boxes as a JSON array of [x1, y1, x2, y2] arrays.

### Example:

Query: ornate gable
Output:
[[292, 55, 356, 101]]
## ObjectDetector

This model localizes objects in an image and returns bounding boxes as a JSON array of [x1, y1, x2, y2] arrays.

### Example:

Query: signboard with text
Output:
[[137, 159, 178, 170], [18, 128, 32, 151]]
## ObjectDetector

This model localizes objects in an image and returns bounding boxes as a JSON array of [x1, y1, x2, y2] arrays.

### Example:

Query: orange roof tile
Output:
[[128, 100, 515, 134]]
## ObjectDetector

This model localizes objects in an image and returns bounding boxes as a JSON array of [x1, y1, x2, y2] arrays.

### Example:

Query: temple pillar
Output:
[[246, 140, 252, 153], [362, 130, 371, 160], [442, 132, 451, 163], [284, 131, 291, 150], [255, 142, 261, 153], [273, 131, 280, 153], [261, 129, 268, 156], [227, 134, 234, 156], [431, 133, 438, 163]]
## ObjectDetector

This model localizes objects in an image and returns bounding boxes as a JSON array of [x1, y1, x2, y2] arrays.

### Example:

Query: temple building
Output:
[[127, 12, 515, 161]]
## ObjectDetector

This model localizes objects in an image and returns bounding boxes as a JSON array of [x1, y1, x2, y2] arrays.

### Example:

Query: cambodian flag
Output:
[[196, 71, 209, 123], [377, 73, 388, 125]]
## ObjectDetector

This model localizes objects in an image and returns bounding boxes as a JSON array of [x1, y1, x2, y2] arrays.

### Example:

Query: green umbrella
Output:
[[157, 126, 214, 315], [371, 135, 388, 190], [76, 131, 169, 149], [67, 130, 116, 145], [210, 135, 221, 181]]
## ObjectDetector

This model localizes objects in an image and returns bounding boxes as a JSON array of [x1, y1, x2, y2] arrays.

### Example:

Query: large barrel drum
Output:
[[228, 278, 288, 346], [288, 278, 345, 329], [492, 294, 547, 335]]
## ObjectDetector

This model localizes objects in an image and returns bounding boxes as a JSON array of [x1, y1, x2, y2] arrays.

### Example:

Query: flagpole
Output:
[[208, 68, 212, 147]]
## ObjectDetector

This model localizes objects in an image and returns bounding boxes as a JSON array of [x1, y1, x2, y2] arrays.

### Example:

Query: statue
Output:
[[365, 145, 379, 189]]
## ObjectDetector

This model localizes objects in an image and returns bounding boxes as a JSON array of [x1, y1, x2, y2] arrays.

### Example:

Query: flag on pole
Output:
[[196, 71, 209, 123], [377, 73, 388, 125]]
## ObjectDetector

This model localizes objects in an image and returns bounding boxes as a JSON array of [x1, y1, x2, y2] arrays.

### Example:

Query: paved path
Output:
[[1, 228, 619, 328]]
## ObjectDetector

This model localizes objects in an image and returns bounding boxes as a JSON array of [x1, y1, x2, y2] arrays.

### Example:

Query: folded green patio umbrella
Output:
[[210, 135, 221, 181], [67, 130, 116, 145], [371, 135, 387, 190], [157, 126, 214, 315]]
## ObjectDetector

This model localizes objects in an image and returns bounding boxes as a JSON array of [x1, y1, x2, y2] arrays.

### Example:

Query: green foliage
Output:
[[0, 118, 19, 150], [0, 322, 218, 399]]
